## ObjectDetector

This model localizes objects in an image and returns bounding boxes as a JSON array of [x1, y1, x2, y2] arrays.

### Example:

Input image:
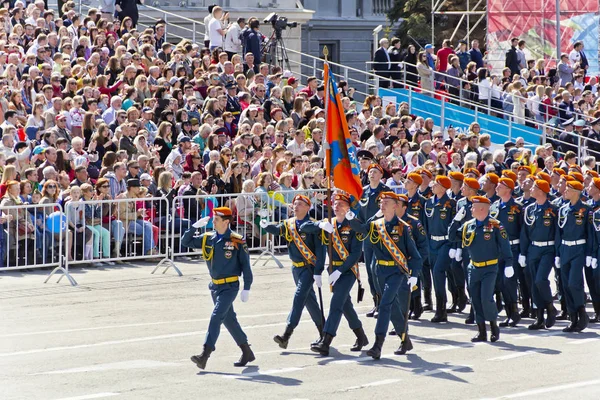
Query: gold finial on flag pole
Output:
[[323, 46, 329, 61]]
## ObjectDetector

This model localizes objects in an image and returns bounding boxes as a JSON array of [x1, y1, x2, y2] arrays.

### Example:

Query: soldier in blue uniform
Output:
[[182, 207, 254, 370], [303, 193, 369, 356], [347, 192, 422, 359], [491, 177, 523, 327], [424, 175, 456, 322], [225, 82, 242, 123], [405, 172, 431, 314], [551, 174, 570, 320], [519, 179, 560, 330], [359, 164, 390, 318], [550, 168, 565, 197], [417, 168, 434, 199], [449, 196, 513, 342], [586, 177, 600, 323], [260, 194, 326, 348], [556, 180, 591, 332], [514, 174, 535, 317], [448, 171, 465, 202], [482, 173, 501, 204]]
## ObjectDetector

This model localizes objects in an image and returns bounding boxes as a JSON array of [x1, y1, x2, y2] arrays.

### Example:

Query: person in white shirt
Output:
[[569, 47, 581, 66], [203, 4, 217, 48], [224, 18, 245, 59], [208, 6, 228, 50], [286, 130, 306, 156]]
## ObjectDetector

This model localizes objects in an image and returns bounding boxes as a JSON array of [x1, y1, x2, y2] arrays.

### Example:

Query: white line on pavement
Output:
[[31, 360, 180, 376], [423, 342, 485, 352], [342, 378, 402, 391], [53, 393, 120, 400], [487, 350, 540, 361], [429, 332, 467, 339], [417, 364, 472, 376], [566, 337, 600, 345], [222, 367, 304, 379], [481, 378, 600, 399]]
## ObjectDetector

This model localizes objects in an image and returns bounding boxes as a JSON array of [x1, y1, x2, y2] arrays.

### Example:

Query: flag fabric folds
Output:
[[324, 62, 363, 201]]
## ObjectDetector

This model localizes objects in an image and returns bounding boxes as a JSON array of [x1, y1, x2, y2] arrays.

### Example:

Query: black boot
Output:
[[528, 308, 545, 330], [412, 296, 423, 320], [591, 302, 600, 323], [273, 326, 294, 349], [311, 333, 334, 356], [431, 299, 448, 323], [499, 305, 512, 327], [234, 343, 256, 367], [465, 307, 475, 324], [447, 290, 458, 313], [311, 325, 323, 347], [394, 333, 414, 355], [546, 302, 558, 328], [562, 313, 578, 332], [575, 306, 589, 332], [457, 289, 468, 313], [366, 295, 379, 318], [520, 296, 531, 318], [471, 322, 487, 342], [191, 345, 213, 370], [509, 303, 522, 327], [490, 320, 500, 342], [366, 335, 385, 360], [389, 329, 396, 335], [350, 327, 369, 351], [423, 288, 433, 311], [556, 298, 568, 320], [495, 291, 503, 313]]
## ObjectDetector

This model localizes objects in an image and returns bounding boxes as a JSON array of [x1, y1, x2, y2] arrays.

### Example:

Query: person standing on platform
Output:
[[182, 207, 254, 370]]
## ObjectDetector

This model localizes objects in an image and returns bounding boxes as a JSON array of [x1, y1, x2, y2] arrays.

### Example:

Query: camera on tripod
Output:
[[263, 13, 298, 31]]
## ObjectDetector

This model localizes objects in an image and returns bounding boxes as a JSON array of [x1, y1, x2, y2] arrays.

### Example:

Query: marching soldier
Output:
[[491, 177, 523, 327], [556, 179, 591, 332], [587, 177, 600, 323], [514, 174, 535, 318], [418, 169, 434, 199], [449, 196, 513, 342], [181, 208, 254, 370], [260, 194, 326, 349], [519, 179, 560, 330], [550, 168, 565, 197], [424, 176, 456, 323], [303, 193, 369, 356], [347, 192, 422, 359], [482, 173, 500, 204]]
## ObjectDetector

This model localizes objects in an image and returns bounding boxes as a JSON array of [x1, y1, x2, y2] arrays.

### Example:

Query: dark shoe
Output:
[[366, 335, 385, 360], [234, 343, 255, 367], [520, 301, 531, 318], [495, 291, 503, 313], [273, 326, 294, 349], [191, 345, 213, 370], [430, 300, 448, 323], [350, 327, 369, 351], [447, 291, 458, 313], [545, 302, 557, 328], [412, 296, 423, 320], [465, 308, 475, 325], [590, 302, 600, 323], [575, 306, 589, 332], [529, 309, 537, 319], [562, 313, 578, 332], [471, 322, 487, 342], [528, 309, 545, 330], [366, 295, 379, 318], [423, 289, 433, 311], [311, 326, 323, 347], [490, 320, 500, 342], [556, 299, 568, 320], [389, 329, 396, 336], [394, 334, 413, 355], [509, 303, 522, 327], [457, 290, 468, 313], [499, 305, 512, 327], [311, 333, 334, 356]]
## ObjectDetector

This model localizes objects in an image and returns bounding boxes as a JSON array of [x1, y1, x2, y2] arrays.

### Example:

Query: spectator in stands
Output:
[[417, 52, 434, 96], [505, 37, 520, 76], [558, 53, 576, 87], [373, 38, 392, 88]]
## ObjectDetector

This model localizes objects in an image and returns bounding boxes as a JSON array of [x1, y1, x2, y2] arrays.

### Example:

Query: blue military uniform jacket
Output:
[[517, 195, 535, 208], [403, 213, 429, 261], [418, 186, 433, 200], [490, 197, 523, 249], [181, 228, 253, 290], [520, 200, 561, 255], [556, 199, 592, 257], [449, 216, 513, 267], [359, 182, 390, 221], [407, 191, 427, 225], [589, 200, 600, 258], [424, 193, 456, 251]]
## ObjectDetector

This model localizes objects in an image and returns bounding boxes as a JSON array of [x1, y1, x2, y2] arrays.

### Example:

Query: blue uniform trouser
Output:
[[323, 272, 362, 336], [422, 258, 432, 291], [287, 265, 323, 329], [498, 248, 520, 304], [585, 265, 600, 303], [391, 275, 411, 335], [431, 242, 452, 302], [204, 281, 247, 350], [364, 246, 380, 297], [375, 270, 403, 336], [559, 246, 586, 313], [451, 257, 465, 293], [526, 247, 555, 308], [468, 264, 499, 323]]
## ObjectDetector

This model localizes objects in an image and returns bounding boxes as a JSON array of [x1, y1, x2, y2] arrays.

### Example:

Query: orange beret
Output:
[[569, 172, 584, 183], [464, 177, 480, 190], [464, 167, 481, 178], [418, 168, 433, 179], [213, 207, 232, 217], [592, 177, 600, 190], [334, 193, 351, 204], [537, 171, 551, 184], [586, 170, 599, 178], [567, 180, 584, 191], [563, 175, 576, 182], [435, 175, 452, 189], [534, 179, 551, 194], [569, 165, 583, 173], [517, 165, 532, 174], [486, 173, 499, 185], [502, 170, 517, 183], [449, 171, 465, 181], [367, 163, 384, 174], [552, 168, 566, 176], [293, 194, 312, 206], [471, 195, 491, 204], [499, 177, 515, 190], [379, 191, 400, 201], [406, 172, 423, 185], [397, 194, 409, 203]]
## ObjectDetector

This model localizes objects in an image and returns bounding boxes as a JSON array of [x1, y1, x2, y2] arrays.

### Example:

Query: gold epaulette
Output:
[[407, 214, 419, 221]]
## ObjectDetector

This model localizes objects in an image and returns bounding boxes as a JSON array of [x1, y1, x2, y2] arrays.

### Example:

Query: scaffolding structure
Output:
[[430, 0, 487, 45]]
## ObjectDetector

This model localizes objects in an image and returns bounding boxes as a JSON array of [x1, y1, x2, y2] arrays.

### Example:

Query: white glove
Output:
[[257, 209, 269, 217], [586, 256, 592, 267], [449, 248, 457, 259], [593, 258, 598, 269], [345, 210, 355, 220], [319, 221, 334, 233], [240, 290, 250, 302], [505, 266, 514, 278], [455, 248, 463, 261], [455, 207, 466, 221], [329, 269, 342, 286], [518, 254, 526, 268], [193, 216, 211, 228], [375, 209, 384, 218], [314, 275, 322, 288], [259, 219, 269, 228], [407, 276, 418, 289], [554, 257, 560, 269]]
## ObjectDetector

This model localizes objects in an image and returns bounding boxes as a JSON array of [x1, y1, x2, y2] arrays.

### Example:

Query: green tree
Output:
[[387, 0, 432, 43]]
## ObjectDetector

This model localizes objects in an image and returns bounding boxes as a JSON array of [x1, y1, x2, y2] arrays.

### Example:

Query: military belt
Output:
[[332, 261, 344, 266], [472, 259, 498, 267], [212, 276, 239, 285], [509, 239, 520, 245], [431, 235, 449, 241], [292, 261, 306, 267], [377, 260, 396, 266], [562, 239, 586, 246], [532, 241, 555, 247]]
